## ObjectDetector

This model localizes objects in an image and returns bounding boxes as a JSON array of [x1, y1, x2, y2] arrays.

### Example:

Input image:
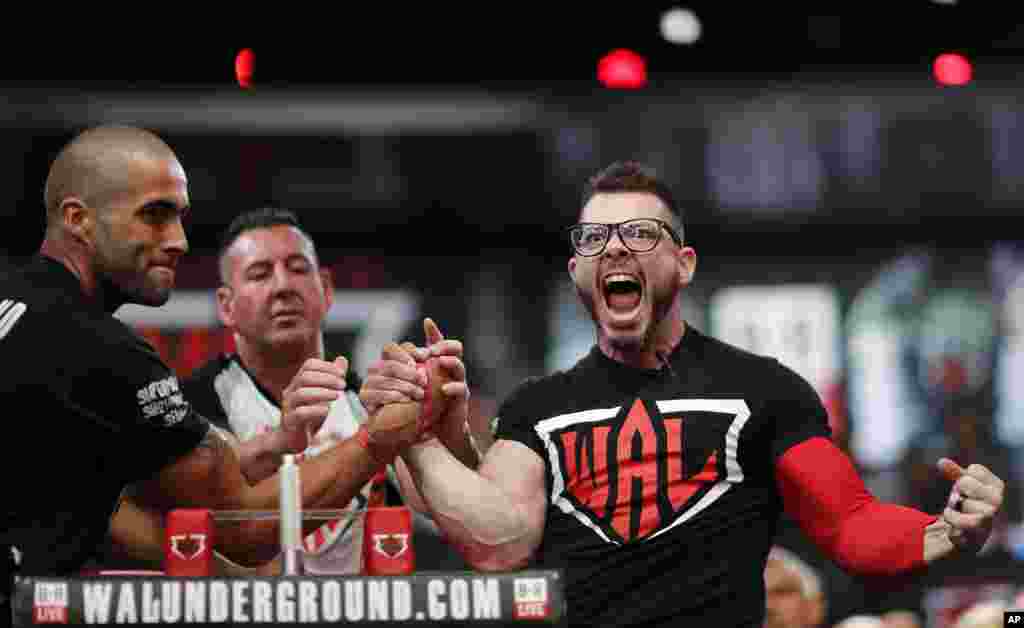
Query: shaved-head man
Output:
[[0, 126, 438, 608], [40, 125, 188, 308]]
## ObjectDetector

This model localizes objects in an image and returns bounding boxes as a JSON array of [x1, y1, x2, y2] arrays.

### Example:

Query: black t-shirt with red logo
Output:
[[495, 325, 830, 627], [0, 256, 209, 598]]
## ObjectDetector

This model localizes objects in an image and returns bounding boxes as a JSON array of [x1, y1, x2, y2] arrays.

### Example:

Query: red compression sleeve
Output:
[[776, 437, 938, 577]]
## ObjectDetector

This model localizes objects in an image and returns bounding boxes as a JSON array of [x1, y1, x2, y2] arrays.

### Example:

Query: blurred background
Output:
[[4, 4, 1024, 625]]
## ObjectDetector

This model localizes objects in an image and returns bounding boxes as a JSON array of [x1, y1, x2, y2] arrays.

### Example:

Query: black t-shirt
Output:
[[0, 256, 209, 591], [494, 325, 831, 628]]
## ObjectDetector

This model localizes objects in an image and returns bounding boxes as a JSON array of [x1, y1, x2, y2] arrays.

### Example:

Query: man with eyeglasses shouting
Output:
[[357, 161, 1006, 627]]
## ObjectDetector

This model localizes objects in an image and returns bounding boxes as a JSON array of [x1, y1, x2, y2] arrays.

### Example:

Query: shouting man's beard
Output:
[[576, 281, 675, 352]]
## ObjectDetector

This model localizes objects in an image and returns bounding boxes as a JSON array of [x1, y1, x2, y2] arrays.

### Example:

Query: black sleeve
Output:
[[72, 324, 209, 479], [765, 359, 833, 461], [493, 376, 547, 457]]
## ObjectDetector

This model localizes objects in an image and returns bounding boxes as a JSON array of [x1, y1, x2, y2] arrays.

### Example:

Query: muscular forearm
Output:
[[245, 437, 377, 510], [234, 431, 288, 485], [396, 421, 481, 514], [216, 437, 380, 565], [467, 413, 495, 454], [108, 499, 167, 569], [401, 440, 536, 570], [135, 426, 379, 566], [393, 457, 428, 513], [438, 420, 481, 470]]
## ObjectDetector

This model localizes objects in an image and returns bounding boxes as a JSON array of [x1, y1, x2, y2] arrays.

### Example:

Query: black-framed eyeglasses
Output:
[[567, 218, 683, 257]]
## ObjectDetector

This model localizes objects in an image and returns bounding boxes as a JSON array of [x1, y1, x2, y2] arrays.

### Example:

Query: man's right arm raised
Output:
[[358, 318, 547, 571]]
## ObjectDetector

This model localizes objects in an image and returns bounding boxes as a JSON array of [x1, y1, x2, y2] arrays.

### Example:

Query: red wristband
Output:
[[355, 425, 390, 468]]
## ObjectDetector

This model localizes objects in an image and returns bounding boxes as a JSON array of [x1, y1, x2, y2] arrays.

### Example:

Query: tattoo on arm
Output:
[[128, 424, 245, 513], [187, 424, 235, 489], [198, 424, 236, 453]]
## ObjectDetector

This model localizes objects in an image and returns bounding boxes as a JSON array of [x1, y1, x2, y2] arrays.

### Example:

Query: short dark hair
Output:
[[217, 207, 317, 283], [581, 161, 685, 242]]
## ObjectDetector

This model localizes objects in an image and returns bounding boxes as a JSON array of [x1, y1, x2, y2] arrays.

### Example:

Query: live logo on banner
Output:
[[33, 581, 68, 624], [512, 577, 549, 620]]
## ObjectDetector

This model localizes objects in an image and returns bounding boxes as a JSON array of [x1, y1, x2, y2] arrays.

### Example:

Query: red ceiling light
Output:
[[933, 52, 972, 86], [598, 49, 647, 89], [235, 48, 255, 88]]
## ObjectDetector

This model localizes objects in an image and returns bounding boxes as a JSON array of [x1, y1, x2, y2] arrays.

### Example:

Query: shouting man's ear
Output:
[[677, 245, 697, 287]]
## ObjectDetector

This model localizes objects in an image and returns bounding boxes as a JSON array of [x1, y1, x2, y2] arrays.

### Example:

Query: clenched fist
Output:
[[938, 458, 1005, 554], [279, 356, 349, 453], [357, 343, 450, 465]]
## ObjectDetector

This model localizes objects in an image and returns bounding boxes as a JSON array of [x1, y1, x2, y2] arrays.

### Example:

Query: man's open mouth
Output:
[[603, 273, 642, 312]]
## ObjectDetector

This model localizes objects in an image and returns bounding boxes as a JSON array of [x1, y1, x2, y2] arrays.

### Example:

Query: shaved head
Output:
[[44, 125, 179, 222], [38, 124, 191, 310]]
